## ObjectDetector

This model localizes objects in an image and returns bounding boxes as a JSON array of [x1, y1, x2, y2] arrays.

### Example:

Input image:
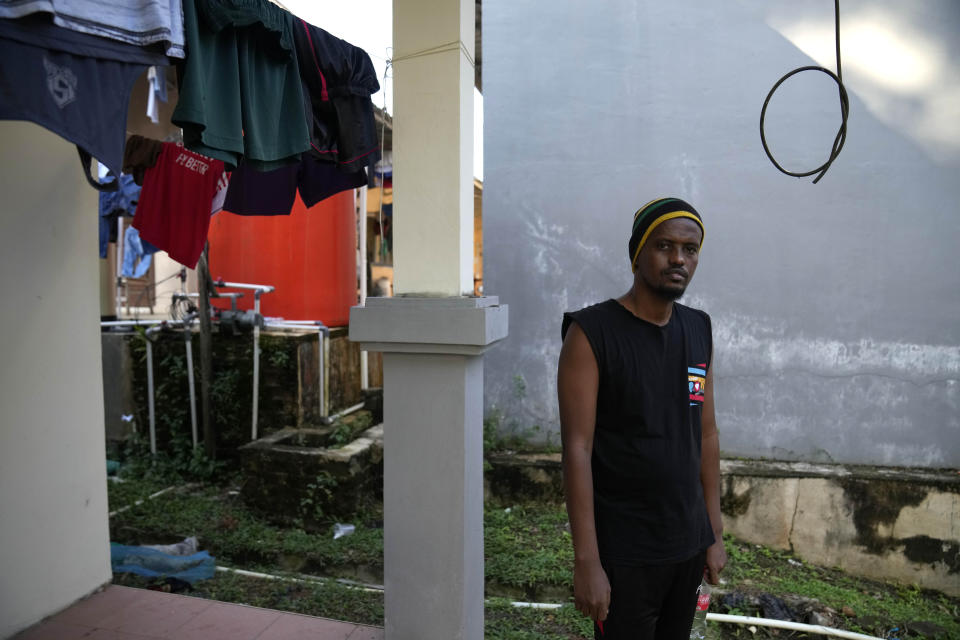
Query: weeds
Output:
[[485, 504, 573, 595], [298, 472, 339, 525], [328, 412, 373, 448], [117, 430, 226, 485], [483, 408, 561, 455], [109, 478, 960, 639]]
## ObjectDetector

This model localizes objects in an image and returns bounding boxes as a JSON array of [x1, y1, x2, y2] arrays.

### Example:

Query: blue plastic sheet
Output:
[[110, 542, 215, 584]]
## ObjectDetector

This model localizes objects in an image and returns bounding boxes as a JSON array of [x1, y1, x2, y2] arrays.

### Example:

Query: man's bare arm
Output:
[[700, 354, 727, 584], [558, 322, 610, 622]]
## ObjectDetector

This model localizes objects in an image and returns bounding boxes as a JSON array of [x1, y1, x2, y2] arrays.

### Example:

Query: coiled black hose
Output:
[[760, 0, 849, 184]]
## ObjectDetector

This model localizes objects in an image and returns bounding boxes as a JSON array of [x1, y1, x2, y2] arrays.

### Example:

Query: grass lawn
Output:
[[108, 478, 960, 639]]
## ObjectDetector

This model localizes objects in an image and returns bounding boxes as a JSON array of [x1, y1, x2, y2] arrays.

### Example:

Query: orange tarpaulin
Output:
[[208, 189, 357, 326]]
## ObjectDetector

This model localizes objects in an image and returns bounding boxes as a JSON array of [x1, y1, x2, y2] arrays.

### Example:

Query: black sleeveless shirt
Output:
[[562, 299, 715, 565]]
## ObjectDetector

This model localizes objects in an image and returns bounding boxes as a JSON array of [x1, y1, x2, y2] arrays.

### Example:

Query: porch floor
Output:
[[13, 585, 383, 640]]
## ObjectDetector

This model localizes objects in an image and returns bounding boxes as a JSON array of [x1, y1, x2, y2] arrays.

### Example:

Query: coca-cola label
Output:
[[696, 593, 710, 612]]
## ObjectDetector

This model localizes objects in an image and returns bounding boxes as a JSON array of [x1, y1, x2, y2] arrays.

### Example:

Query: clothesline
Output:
[[391, 39, 474, 67], [1, 0, 385, 272]]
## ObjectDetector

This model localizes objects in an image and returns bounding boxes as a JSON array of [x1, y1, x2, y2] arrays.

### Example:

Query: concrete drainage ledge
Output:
[[239, 424, 384, 530], [485, 453, 960, 597], [720, 458, 960, 488], [719, 459, 959, 598]]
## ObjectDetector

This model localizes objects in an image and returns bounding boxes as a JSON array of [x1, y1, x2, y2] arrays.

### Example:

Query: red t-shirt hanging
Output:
[[133, 143, 225, 269]]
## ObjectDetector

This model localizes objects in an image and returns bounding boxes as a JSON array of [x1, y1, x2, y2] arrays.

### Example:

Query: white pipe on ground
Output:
[[206, 567, 883, 639], [215, 566, 384, 594], [108, 485, 180, 517], [213, 566, 557, 612], [706, 614, 883, 640]]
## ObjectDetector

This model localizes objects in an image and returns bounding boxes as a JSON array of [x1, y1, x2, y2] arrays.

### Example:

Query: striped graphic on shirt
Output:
[[688, 364, 706, 405]]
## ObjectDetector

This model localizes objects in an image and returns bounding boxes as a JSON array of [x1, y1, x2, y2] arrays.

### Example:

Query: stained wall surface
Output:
[[483, 0, 960, 466]]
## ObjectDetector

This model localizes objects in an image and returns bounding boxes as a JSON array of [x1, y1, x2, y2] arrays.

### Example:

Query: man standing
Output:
[[558, 197, 726, 639]]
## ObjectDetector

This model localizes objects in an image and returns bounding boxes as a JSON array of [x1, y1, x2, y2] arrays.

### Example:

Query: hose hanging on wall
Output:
[[760, 0, 849, 183]]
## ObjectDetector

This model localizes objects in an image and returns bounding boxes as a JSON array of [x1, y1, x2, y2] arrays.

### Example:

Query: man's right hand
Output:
[[573, 558, 611, 623]]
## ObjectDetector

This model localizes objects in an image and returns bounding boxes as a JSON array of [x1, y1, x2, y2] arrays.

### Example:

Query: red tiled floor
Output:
[[346, 626, 385, 640], [50, 585, 146, 627], [13, 585, 379, 640], [12, 619, 102, 640], [167, 601, 281, 640], [84, 629, 166, 640], [257, 613, 359, 640], [96, 589, 211, 636]]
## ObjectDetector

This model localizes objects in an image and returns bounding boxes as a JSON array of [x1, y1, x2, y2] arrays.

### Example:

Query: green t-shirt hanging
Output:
[[173, 0, 309, 170]]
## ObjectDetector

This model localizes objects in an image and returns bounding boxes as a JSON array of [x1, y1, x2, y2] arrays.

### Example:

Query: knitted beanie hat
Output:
[[629, 197, 704, 271]]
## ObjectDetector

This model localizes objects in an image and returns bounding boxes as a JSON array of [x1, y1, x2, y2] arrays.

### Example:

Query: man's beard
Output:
[[653, 282, 686, 301]]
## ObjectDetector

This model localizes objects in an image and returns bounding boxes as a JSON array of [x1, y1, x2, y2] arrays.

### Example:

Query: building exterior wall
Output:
[[483, 0, 960, 466], [0, 122, 112, 637]]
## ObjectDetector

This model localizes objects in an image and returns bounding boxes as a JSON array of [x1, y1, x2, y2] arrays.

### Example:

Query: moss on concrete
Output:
[[720, 477, 752, 517], [839, 478, 929, 554]]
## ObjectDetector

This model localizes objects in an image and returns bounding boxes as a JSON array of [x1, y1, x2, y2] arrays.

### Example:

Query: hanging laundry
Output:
[[0, 0, 185, 58], [0, 15, 169, 188], [368, 160, 391, 189], [133, 143, 225, 269], [366, 186, 393, 213], [123, 135, 165, 186], [223, 154, 366, 216], [172, 0, 310, 171], [374, 160, 392, 181], [293, 18, 381, 172], [125, 134, 232, 211], [146, 65, 169, 124], [98, 173, 141, 258], [121, 226, 159, 278], [210, 171, 230, 215]]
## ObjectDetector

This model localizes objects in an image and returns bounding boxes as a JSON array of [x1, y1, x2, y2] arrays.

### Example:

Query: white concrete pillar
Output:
[[350, 2, 507, 638], [392, 0, 475, 296]]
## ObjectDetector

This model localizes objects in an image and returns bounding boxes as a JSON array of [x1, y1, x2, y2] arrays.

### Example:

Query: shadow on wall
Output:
[[763, 0, 960, 165]]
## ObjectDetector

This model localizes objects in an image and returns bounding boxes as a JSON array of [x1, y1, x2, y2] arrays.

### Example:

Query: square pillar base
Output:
[[350, 297, 508, 640]]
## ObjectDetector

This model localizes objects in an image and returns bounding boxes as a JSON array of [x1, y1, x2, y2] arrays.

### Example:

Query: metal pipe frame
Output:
[[264, 322, 329, 420]]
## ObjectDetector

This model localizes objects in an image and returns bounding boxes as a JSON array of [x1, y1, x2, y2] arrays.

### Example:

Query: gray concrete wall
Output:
[[483, 0, 960, 467]]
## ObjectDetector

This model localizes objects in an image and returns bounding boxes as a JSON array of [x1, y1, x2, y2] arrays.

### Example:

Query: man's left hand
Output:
[[705, 538, 727, 585]]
